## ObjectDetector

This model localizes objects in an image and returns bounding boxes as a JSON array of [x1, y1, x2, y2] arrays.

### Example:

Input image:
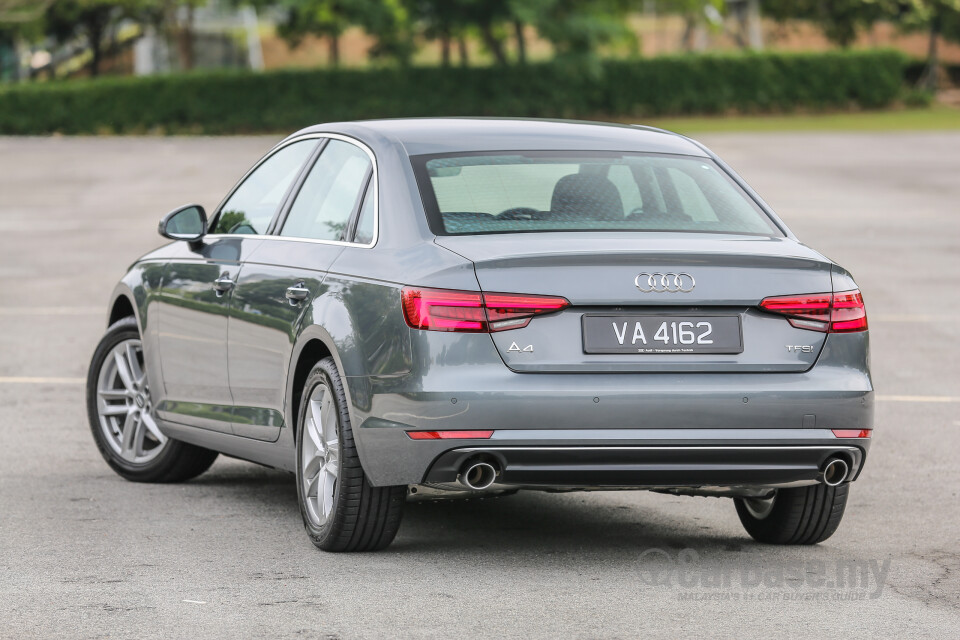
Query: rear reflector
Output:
[[832, 429, 872, 438], [759, 289, 867, 333], [406, 430, 494, 440], [402, 287, 569, 333]]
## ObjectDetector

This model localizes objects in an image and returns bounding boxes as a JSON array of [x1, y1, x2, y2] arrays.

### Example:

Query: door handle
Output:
[[213, 272, 235, 295], [285, 281, 310, 303]]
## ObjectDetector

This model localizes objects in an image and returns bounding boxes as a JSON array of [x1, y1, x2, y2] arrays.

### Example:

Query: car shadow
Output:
[[394, 492, 750, 556], [189, 462, 752, 556]]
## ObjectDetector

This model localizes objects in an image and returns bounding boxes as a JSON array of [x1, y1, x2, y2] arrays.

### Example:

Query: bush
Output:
[[902, 88, 935, 107], [0, 49, 908, 135]]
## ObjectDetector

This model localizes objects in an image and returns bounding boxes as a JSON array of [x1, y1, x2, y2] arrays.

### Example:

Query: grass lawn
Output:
[[622, 104, 960, 134]]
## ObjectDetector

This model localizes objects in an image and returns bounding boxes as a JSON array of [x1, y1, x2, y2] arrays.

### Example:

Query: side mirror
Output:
[[159, 204, 207, 242]]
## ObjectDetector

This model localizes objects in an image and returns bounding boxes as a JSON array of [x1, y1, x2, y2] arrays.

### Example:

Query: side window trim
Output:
[[207, 136, 320, 236], [266, 138, 330, 236], [268, 134, 379, 248], [345, 173, 374, 243]]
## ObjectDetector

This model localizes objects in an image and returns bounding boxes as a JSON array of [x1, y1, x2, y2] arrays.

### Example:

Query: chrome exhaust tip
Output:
[[820, 457, 850, 487], [459, 460, 498, 490]]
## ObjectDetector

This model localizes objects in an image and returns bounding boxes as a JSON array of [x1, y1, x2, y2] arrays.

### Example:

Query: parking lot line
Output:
[[0, 307, 103, 316], [876, 394, 960, 403], [870, 314, 956, 322], [0, 377, 85, 384]]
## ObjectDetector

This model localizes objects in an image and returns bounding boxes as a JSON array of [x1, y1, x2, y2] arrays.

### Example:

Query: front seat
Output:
[[550, 173, 624, 221]]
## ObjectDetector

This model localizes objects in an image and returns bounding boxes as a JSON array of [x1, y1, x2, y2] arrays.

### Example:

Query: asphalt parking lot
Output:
[[1, 131, 958, 638]]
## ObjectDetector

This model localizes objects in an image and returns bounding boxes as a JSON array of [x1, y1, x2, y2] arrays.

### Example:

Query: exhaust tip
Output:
[[821, 457, 849, 487], [459, 461, 498, 490]]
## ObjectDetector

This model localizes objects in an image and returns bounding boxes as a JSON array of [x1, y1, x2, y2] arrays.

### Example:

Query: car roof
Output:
[[292, 118, 708, 157]]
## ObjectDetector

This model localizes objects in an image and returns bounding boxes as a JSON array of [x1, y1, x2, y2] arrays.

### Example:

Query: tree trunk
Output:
[[440, 28, 451, 67], [88, 21, 104, 76], [681, 15, 696, 52], [177, 4, 195, 71], [514, 20, 526, 64], [920, 12, 942, 92], [480, 22, 508, 66], [329, 33, 340, 66], [458, 35, 469, 67]]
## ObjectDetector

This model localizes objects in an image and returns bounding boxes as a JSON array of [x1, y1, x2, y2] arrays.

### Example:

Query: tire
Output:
[[295, 357, 405, 552], [86, 316, 218, 483], [735, 483, 849, 545]]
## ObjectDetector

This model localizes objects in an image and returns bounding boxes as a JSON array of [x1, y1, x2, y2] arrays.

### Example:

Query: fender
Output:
[[109, 261, 167, 400]]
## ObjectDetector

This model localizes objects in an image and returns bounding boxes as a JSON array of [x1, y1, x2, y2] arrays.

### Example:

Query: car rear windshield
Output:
[[411, 151, 782, 237]]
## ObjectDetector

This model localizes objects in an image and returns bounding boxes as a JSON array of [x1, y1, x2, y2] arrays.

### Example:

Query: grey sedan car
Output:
[[86, 119, 872, 551]]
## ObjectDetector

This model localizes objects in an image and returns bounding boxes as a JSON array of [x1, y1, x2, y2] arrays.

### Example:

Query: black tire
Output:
[[295, 357, 405, 552], [86, 316, 218, 483], [735, 483, 849, 545]]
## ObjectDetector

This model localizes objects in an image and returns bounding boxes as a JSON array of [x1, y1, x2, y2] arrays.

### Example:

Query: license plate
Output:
[[582, 315, 743, 354]]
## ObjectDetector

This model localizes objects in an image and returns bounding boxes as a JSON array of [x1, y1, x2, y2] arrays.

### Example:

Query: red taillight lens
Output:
[[830, 291, 869, 333], [401, 287, 569, 333], [406, 430, 494, 440], [759, 289, 867, 333], [832, 429, 872, 438], [401, 288, 486, 332], [483, 292, 570, 331]]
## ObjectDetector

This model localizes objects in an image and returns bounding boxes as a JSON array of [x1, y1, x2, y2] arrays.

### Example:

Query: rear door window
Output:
[[280, 139, 372, 241]]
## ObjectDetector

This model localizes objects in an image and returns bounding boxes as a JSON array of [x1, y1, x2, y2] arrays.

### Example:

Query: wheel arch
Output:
[[287, 335, 334, 440], [108, 292, 137, 326], [286, 321, 365, 435], [286, 321, 380, 478], [107, 281, 144, 330]]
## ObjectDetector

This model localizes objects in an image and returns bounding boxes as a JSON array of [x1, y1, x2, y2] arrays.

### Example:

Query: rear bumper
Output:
[[349, 332, 872, 487], [423, 442, 867, 489]]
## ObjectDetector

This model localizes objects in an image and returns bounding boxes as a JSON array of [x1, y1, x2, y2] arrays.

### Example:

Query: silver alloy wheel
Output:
[[301, 382, 340, 527], [742, 491, 777, 520], [95, 338, 168, 464]]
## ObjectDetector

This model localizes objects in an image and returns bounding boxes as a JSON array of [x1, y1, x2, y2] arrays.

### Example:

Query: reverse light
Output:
[[402, 287, 569, 333], [406, 430, 494, 440], [832, 429, 872, 438], [759, 289, 867, 333]]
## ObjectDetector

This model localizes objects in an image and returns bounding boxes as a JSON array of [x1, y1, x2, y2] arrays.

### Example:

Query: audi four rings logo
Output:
[[634, 272, 696, 293]]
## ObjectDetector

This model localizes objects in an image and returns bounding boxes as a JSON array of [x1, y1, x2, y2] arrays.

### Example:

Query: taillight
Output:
[[402, 287, 569, 333], [759, 289, 867, 333]]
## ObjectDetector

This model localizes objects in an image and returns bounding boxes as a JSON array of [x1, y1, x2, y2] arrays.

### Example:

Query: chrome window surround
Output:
[[205, 132, 380, 249]]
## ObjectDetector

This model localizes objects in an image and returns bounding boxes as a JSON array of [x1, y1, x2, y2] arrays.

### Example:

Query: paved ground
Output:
[[1, 132, 958, 639]]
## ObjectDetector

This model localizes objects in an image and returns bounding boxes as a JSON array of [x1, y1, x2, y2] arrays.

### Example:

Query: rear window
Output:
[[411, 151, 781, 236]]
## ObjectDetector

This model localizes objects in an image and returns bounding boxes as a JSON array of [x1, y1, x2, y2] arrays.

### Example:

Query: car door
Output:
[[227, 135, 375, 441], [155, 138, 317, 434]]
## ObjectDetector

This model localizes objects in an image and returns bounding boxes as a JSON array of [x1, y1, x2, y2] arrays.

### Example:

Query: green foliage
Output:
[[901, 87, 934, 106], [0, 49, 908, 134], [761, 0, 887, 46], [516, 0, 634, 60]]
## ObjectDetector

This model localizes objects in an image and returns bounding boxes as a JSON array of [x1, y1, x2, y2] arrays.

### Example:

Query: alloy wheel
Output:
[[742, 491, 777, 520], [95, 338, 168, 464], [301, 382, 341, 527]]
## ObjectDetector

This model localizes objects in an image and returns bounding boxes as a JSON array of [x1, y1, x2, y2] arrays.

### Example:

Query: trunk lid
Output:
[[435, 233, 834, 373]]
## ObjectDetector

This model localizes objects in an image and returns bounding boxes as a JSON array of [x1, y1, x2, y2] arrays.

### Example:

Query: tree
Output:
[[0, 0, 54, 23], [146, 0, 208, 71], [43, 0, 151, 76], [274, 0, 351, 65], [761, 0, 886, 47], [414, 0, 473, 66], [652, 1, 726, 52], [270, 0, 415, 66], [514, 0, 634, 63], [353, 0, 415, 64], [892, 1, 960, 90]]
